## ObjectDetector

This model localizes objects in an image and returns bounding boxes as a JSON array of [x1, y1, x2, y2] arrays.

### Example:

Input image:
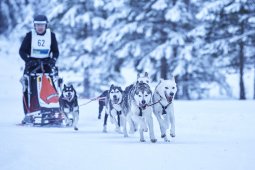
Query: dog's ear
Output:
[[119, 87, 123, 93], [137, 73, 140, 79], [110, 84, 114, 89], [70, 84, 74, 89], [144, 72, 148, 77], [169, 75, 175, 82]]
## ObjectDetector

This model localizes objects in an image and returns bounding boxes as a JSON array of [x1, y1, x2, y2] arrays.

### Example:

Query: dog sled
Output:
[[20, 60, 66, 127]]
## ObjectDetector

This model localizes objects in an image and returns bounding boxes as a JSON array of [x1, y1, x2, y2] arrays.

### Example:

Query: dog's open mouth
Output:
[[165, 94, 173, 103], [113, 98, 119, 104], [167, 96, 173, 103], [65, 93, 73, 101], [139, 103, 147, 110]]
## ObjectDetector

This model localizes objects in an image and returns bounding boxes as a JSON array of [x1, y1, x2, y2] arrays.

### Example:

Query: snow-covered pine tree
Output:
[[197, 0, 255, 99]]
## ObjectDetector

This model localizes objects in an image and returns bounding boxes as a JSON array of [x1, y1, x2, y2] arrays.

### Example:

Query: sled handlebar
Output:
[[27, 60, 54, 67], [25, 59, 57, 74]]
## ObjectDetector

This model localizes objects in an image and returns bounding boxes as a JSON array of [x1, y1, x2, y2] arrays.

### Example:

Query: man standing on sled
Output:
[[19, 14, 59, 124]]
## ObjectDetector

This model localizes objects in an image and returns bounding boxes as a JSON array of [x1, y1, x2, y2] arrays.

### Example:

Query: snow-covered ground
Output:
[[0, 54, 255, 170]]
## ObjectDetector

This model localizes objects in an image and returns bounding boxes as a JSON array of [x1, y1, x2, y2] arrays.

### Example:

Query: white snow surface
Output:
[[0, 56, 255, 170]]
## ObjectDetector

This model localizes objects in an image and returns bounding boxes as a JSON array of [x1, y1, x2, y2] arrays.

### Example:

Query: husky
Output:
[[121, 82, 157, 143], [98, 72, 150, 120], [59, 84, 79, 131], [152, 77, 177, 142], [103, 85, 123, 133], [121, 72, 152, 133]]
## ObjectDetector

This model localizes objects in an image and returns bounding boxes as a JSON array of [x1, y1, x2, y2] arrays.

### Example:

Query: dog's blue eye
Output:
[[172, 87, 175, 89], [165, 87, 169, 89]]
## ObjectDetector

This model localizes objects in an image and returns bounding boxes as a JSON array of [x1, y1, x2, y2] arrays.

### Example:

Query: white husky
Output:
[[152, 78, 177, 142]]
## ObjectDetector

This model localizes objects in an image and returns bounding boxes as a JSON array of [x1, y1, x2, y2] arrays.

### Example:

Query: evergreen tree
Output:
[[197, 0, 255, 99]]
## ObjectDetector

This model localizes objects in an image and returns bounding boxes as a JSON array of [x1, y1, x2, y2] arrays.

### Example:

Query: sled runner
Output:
[[20, 60, 65, 126]]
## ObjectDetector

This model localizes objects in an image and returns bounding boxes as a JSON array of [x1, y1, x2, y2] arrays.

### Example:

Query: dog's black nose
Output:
[[142, 100, 146, 104], [170, 92, 174, 96], [113, 95, 117, 99]]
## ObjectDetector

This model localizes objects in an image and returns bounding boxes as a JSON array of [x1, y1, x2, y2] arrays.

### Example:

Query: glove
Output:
[[25, 59, 38, 68], [42, 58, 56, 66], [49, 58, 56, 65]]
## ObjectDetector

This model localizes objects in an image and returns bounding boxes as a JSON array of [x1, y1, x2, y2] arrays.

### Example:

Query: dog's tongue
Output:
[[167, 96, 173, 103]]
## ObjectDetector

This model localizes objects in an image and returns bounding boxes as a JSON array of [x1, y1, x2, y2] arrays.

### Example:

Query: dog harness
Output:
[[161, 103, 171, 115], [62, 97, 78, 112], [31, 29, 51, 59], [139, 107, 143, 116], [155, 91, 172, 115]]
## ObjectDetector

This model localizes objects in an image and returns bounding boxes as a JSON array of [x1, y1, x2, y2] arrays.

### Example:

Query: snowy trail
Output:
[[0, 95, 254, 170], [1, 55, 255, 170]]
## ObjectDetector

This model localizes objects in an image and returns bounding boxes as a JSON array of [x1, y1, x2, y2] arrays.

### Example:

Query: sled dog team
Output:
[[59, 72, 177, 143], [100, 72, 177, 143]]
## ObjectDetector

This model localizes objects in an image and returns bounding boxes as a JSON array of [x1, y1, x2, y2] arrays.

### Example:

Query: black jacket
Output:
[[19, 31, 59, 63]]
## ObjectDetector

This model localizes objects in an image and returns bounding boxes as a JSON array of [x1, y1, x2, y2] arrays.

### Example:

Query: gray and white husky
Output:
[[121, 82, 157, 143], [121, 72, 151, 133], [103, 84, 123, 133], [152, 78, 177, 142], [97, 72, 150, 120]]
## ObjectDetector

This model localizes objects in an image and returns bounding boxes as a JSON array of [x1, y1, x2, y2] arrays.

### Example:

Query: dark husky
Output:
[[103, 84, 123, 133], [59, 84, 79, 131]]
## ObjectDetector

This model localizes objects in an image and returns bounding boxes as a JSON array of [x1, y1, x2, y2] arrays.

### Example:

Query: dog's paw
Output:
[[161, 134, 166, 138], [161, 134, 170, 142], [170, 133, 175, 138], [102, 126, 107, 133], [74, 127, 78, 131], [164, 138, 170, 142], [124, 134, 128, 138], [151, 139, 157, 143], [140, 139, 146, 142]]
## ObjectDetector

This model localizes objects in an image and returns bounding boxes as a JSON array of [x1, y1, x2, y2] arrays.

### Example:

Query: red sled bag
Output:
[[40, 74, 59, 104]]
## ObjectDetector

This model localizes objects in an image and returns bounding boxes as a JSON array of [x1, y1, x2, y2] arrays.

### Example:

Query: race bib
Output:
[[31, 29, 51, 59]]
